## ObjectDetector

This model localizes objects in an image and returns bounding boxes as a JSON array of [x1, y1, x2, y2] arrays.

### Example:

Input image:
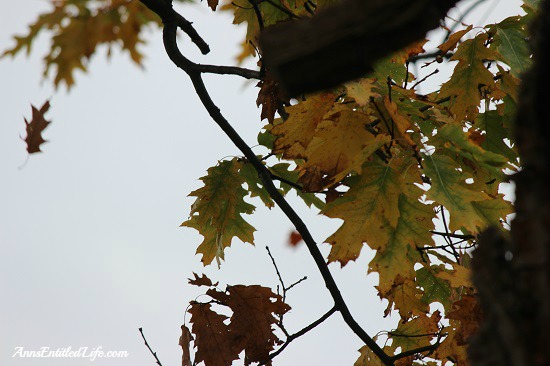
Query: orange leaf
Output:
[[23, 100, 51, 154], [288, 230, 302, 246]]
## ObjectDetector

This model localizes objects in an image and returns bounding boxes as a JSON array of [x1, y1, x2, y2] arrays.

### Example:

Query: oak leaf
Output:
[[182, 159, 256, 266], [344, 78, 380, 106], [389, 311, 441, 353], [369, 192, 434, 293], [447, 295, 482, 345], [256, 72, 289, 123], [23, 100, 51, 154], [271, 92, 336, 159], [322, 160, 404, 265], [422, 153, 492, 232], [438, 33, 498, 122], [188, 272, 218, 287], [188, 303, 240, 366], [207, 285, 290, 364], [298, 105, 390, 191], [379, 274, 428, 320], [437, 25, 473, 55]]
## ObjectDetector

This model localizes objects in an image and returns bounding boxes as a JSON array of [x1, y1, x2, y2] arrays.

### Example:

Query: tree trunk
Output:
[[470, 1, 550, 365]]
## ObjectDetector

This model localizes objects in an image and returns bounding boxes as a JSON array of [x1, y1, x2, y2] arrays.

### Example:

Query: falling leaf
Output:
[[288, 230, 302, 246], [23, 100, 51, 154]]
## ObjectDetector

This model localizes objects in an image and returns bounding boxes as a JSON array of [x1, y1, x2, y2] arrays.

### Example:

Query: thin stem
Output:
[[265, 306, 338, 363], [139, 328, 163, 366]]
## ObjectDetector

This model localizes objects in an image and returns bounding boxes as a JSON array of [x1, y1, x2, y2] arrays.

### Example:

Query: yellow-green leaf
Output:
[[182, 159, 256, 266]]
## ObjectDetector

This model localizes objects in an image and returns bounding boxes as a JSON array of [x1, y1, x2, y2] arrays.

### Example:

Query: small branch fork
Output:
[[138, 1, 436, 364]]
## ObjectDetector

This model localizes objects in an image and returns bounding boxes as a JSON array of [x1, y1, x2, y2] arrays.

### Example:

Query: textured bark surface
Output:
[[260, 0, 459, 96], [470, 1, 550, 365]]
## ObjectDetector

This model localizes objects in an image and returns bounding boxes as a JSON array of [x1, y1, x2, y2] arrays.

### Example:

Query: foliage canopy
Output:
[[4, 0, 537, 365]]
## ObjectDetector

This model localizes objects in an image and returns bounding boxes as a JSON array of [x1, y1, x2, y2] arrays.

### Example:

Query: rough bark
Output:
[[470, 1, 550, 365], [260, 0, 459, 96]]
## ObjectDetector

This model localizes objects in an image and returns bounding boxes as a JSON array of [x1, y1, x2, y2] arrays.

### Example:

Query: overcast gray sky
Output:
[[0, 1, 523, 365]]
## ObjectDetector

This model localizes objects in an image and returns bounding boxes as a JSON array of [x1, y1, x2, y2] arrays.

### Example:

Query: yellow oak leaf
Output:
[[272, 92, 337, 159], [298, 104, 389, 191], [434, 320, 469, 364], [354, 345, 386, 366], [383, 96, 418, 148], [322, 160, 405, 265], [344, 78, 380, 106], [389, 311, 441, 353], [439, 33, 498, 122], [435, 265, 473, 289], [379, 274, 429, 320]]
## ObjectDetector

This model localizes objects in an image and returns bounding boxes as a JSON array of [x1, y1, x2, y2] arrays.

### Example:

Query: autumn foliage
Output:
[[3, 0, 539, 365]]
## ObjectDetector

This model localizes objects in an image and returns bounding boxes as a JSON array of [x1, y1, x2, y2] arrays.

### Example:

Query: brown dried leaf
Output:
[[188, 272, 218, 287], [208, 0, 219, 11], [447, 295, 482, 345], [23, 100, 51, 154], [179, 325, 193, 366], [207, 285, 290, 364], [256, 72, 289, 123], [189, 303, 240, 366]]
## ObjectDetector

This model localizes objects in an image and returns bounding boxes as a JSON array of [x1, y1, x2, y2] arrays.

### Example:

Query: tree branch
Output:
[[140, 2, 394, 364], [265, 306, 338, 363]]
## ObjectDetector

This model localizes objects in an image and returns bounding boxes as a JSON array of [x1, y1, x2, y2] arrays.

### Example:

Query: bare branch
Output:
[[139, 327, 163, 366]]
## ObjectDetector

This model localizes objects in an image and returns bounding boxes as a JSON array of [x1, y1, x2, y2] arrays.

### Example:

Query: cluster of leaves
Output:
[[1, 0, 172, 88], [5, 0, 537, 365], [180, 273, 290, 366], [181, 0, 532, 364]]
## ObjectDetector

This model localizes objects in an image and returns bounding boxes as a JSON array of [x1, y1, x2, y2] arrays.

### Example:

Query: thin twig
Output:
[[139, 328, 163, 366], [265, 306, 338, 363], [430, 230, 476, 240]]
